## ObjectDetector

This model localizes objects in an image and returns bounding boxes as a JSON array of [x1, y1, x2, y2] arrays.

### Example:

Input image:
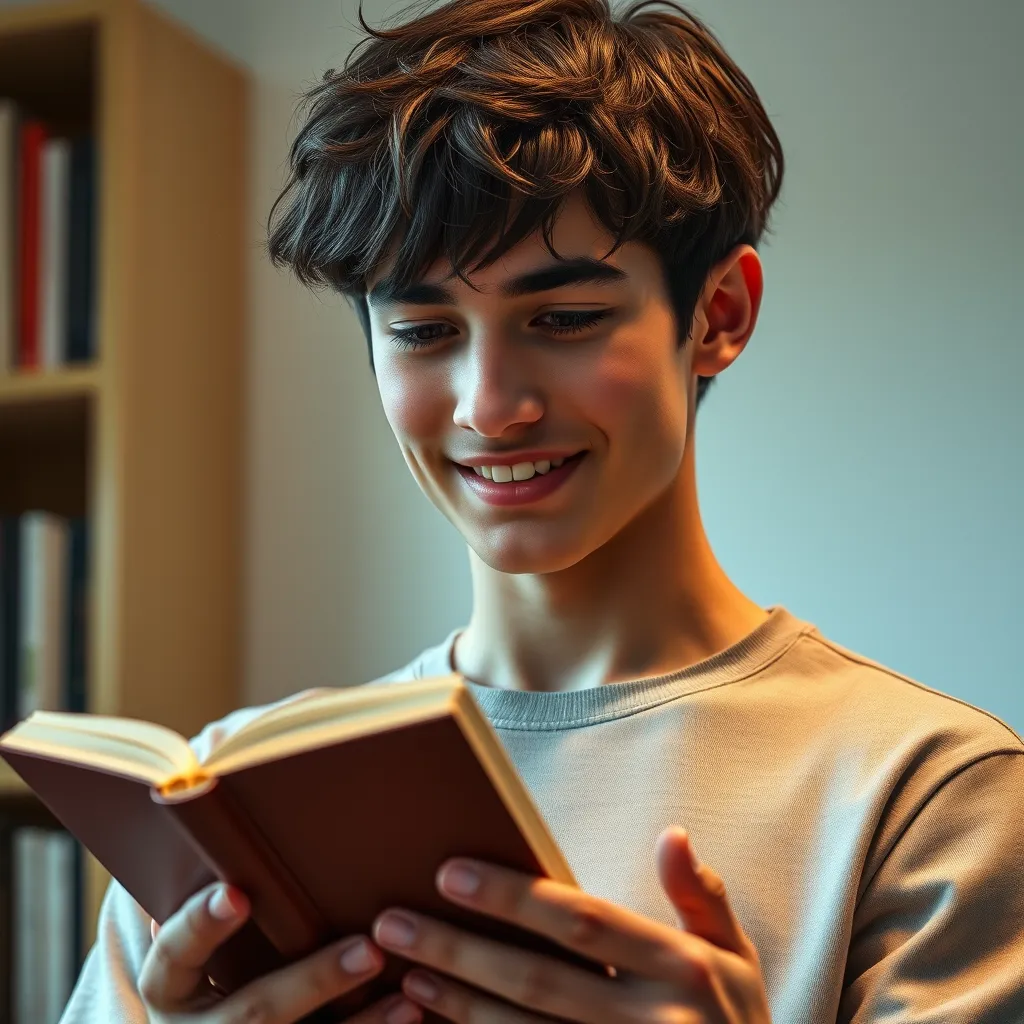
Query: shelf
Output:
[[0, 0, 248, 961], [0, 763, 26, 798], [0, 766, 60, 829], [0, 367, 98, 517], [0, 9, 95, 136], [0, 365, 101, 407]]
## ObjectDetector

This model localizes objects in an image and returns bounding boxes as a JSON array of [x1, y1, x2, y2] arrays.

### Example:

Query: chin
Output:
[[468, 526, 595, 576]]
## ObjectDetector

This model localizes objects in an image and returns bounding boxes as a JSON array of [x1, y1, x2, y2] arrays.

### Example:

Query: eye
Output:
[[388, 309, 613, 351], [540, 309, 612, 335]]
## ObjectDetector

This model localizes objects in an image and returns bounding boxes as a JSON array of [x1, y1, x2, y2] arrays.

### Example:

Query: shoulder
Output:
[[186, 628, 461, 762], [791, 625, 1023, 756]]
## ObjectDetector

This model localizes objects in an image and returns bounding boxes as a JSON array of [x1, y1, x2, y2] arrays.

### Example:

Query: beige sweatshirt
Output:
[[58, 606, 1024, 1023]]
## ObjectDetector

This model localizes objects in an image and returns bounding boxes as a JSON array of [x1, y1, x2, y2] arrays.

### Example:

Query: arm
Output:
[[841, 751, 1024, 1022], [58, 879, 153, 1024]]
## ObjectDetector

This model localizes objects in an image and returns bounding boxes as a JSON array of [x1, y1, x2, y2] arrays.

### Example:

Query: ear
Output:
[[689, 244, 763, 380]]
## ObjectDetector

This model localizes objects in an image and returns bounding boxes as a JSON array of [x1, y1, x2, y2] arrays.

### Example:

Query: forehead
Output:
[[365, 190, 629, 296]]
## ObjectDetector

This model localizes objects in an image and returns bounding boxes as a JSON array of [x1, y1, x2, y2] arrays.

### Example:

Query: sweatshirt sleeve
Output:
[[840, 750, 1024, 1023], [57, 878, 153, 1024]]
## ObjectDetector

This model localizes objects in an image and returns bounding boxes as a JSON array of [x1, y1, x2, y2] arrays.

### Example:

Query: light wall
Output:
[[8, 0, 1021, 730]]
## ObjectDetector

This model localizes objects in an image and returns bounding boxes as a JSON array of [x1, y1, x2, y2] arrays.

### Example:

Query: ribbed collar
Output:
[[418, 606, 814, 731]]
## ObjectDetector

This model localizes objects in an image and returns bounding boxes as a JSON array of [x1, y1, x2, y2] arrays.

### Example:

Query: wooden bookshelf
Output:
[[0, 0, 248, 980]]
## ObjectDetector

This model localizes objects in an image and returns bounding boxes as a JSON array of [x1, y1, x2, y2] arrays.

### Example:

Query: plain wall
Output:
[[7, 0, 1021, 730]]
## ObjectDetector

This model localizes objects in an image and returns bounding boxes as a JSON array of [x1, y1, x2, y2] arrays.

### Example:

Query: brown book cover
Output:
[[0, 676, 598, 1022]]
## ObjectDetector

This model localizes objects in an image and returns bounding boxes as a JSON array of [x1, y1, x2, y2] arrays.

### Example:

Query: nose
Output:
[[451, 337, 543, 437]]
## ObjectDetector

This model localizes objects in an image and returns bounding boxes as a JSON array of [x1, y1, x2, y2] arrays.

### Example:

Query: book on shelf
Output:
[[0, 101, 15, 371], [0, 96, 97, 374], [0, 675, 600, 1020], [14, 827, 78, 1024], [0, 512, 90, 1023], [0, 512, 89, 729], [18, 511, 69, 718]]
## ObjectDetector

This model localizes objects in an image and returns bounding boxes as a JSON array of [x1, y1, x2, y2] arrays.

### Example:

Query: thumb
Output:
[[656, 826, 750, 958]]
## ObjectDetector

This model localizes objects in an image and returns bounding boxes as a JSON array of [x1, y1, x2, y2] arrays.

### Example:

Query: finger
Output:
[[217, 934, 386, 1024], [402, 969, 542, 1023], [150, 918, 159, 942], [435, 859, 703, 984], [349, 993, 424, 1024], [374, 909, 616, 1021], [657, 828, 753, 958], [139, 882, 250, 1007]]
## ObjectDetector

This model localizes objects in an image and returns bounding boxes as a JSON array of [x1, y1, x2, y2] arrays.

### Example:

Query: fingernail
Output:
[[385, 997, 421, 1024], [404, 970, 440, 1003], [339, 937, 377, 974], [208, 886, 241, 920], [376, 911, 417, 948], [440, 861, 480, 898]]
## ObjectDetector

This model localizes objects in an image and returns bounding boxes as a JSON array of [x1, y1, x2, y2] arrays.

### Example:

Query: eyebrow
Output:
[[366, 256, 629, 309]]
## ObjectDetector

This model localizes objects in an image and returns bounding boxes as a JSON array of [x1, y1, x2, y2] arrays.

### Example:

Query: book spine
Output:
[[0, 516, 21, 732], [155, 778, 329, 960], [39, 137, 71, 370], [0, 100, 17, 374], [62, 518, 89, 715], [66, 136, 95, 364], [17, 121, 45, 370]]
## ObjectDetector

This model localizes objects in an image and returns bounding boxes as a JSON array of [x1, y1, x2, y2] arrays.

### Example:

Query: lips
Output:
[[453, 452, 588, 507]]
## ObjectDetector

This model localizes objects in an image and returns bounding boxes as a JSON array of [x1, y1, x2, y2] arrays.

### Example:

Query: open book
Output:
[[0, 675, 583, 1019]]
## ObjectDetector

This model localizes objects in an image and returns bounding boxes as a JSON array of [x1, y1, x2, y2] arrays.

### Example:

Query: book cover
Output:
[[43, 831, 78, 1021], [62, 518, 89, 715], [0, 100, 17, 373], [1, 516, 23, 733], [40, 137, 71, 370], [0, 683, 598, 1021], [14, 828, 46, 1024], [18, 512, 68, 719], [66, 137, 95, 364], [13, 828, 77, 1024], [16, 121, 46, 370]]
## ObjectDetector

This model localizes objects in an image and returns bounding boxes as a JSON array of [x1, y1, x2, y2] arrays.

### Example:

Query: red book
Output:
[[17, 120, 47, 370]]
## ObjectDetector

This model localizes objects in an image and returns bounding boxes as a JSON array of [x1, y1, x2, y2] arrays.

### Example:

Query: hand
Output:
[[372, 827, 772, 1023], [141, 881, 422, 1023]]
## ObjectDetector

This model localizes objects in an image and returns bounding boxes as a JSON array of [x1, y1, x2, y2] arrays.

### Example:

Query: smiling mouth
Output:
[[451, 452, 588, 507], [463, 454, 583, 483]]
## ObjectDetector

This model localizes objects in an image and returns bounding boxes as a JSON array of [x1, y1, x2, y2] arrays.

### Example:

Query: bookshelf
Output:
[[0, 0, 248, 1008]]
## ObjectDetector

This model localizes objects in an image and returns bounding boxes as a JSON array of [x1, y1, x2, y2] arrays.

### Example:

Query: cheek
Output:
[[375, 361, 447, 443], [584, 343, 688, 458]]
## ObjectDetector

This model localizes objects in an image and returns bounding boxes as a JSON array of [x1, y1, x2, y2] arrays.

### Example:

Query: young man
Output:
[[60, 0, 1024, 1021]]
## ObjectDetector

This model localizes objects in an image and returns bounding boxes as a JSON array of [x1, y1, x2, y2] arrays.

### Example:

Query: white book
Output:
[[39, 137, 71, 369], [43, 832, 77, 1023], [19, 512, 69, 719], [14, 829, 45, 1024], [0, 100, 16, 373]]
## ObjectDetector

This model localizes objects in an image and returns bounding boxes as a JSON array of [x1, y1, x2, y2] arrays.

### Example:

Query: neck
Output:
[[454, 435, 769, 692]]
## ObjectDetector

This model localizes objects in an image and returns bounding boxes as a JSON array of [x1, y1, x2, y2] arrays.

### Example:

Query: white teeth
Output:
[[468, 456, 572, 483]]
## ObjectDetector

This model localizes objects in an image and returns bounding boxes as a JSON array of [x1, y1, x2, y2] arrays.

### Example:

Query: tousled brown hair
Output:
[[266, 0, 784, 407]]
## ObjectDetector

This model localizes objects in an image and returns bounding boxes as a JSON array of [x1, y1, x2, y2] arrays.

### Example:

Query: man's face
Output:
[[366, 192, 696, 575]]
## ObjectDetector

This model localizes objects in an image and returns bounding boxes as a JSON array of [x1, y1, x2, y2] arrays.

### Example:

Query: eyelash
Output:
[[389, 309, 613, 351]]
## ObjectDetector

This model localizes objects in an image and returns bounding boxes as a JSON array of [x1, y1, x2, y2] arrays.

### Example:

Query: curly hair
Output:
[[266, 0, 784, 407]]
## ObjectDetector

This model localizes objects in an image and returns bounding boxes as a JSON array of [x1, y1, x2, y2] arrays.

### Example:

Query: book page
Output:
[[1, 712, 197, 786], [205, 675, 463, 774]]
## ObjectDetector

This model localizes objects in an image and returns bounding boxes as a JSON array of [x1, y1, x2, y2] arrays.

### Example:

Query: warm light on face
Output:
[[367, 193, 695, 575]]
